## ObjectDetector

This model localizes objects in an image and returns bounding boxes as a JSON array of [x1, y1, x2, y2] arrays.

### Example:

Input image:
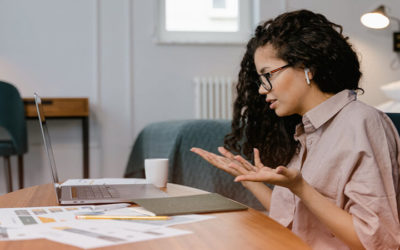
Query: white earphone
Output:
[[304, 68, 311, 85]]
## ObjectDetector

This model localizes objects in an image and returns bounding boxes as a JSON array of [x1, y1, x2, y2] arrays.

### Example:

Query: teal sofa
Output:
[[124, 119, 265, 210]]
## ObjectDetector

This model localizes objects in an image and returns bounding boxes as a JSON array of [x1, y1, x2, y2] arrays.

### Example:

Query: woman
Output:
[[191, 10, 400, 249]]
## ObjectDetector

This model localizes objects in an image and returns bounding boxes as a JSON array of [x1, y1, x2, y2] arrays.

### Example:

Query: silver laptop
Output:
[[34, 93, 167, 204]]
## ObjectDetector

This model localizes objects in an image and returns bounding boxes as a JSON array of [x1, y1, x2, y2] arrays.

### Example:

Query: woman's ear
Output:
[[304, 68, 311, 85]]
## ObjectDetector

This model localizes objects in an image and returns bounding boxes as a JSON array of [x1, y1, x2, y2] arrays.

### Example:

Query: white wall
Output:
[[0, 0, 135, 193], [282, 0, 400, 105], [0, 0, 399, 194]]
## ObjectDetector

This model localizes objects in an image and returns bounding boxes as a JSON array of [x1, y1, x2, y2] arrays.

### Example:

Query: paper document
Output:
[[0, 226, 39, 241], [0, 204, 214, 248], [131, 214, 215, 227], [0, 206, 93, 227], [90, 207, 215, 227], [30, 220, 190, 249]]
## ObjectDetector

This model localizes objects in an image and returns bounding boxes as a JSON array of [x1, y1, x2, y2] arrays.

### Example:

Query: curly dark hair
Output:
[[224, 9, 362, 167]]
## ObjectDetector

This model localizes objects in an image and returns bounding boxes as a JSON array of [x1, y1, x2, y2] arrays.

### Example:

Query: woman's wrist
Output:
[[241, 180, 251, 188], [241, 180, 263, 189], [289, 176, 307, 196]]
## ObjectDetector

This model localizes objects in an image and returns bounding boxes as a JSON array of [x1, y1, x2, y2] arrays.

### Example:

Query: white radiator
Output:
[[194, 76, 236, 119]]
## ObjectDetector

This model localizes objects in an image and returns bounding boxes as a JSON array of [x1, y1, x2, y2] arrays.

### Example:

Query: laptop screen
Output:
[[34, 93, 60, 185]]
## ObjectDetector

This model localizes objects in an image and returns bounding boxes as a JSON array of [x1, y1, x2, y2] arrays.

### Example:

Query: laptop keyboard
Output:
[[71, 185, 118, 199]]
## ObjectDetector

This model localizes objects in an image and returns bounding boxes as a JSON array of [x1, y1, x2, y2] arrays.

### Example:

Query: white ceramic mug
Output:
[[144, 158, 169, 188]]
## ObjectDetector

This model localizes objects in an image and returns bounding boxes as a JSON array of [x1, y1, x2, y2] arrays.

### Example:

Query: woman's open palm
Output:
[[191, 147, 249, 177], [230, 148, 302, 189]]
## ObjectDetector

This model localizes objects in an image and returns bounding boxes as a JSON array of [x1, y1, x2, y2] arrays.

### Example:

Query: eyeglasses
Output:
[[257, 64, 290, 91]]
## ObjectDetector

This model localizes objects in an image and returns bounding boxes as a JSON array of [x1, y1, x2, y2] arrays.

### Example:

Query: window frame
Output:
[[156, 0, 254, 45]]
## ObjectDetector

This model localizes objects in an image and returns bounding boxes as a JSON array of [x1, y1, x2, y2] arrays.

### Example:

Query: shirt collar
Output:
[[298, 89, 357, 134]]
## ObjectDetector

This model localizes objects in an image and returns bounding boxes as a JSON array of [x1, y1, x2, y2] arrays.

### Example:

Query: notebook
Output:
[[34, 93, 167, 205], [132, 193, 248, 216]]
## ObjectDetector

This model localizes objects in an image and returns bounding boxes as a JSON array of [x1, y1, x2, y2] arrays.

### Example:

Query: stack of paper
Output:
[[0, 205, 214, 249]]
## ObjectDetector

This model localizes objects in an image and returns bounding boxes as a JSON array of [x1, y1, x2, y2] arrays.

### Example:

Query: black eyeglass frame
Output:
[[257, 64, 291, 91]]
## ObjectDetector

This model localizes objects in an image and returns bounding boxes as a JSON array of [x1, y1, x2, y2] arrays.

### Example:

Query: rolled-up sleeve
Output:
[[344, 113, 400, 249]]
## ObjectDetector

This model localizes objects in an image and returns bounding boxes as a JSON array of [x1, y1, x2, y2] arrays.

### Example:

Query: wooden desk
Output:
[[0, 183, 310, 250], [23, 98, 90, 178]]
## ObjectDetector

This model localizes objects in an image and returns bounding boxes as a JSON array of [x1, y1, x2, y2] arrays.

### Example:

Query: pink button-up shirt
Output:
[[269, 90, 400, 249]]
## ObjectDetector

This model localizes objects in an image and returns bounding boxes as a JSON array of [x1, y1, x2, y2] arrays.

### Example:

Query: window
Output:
[[158, 0, 253, 44]]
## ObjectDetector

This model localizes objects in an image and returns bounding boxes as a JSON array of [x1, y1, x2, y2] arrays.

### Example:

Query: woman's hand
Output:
[[191, 147, 274, 210], [231, 148, 303, 192], [191, 147, 250, 177]]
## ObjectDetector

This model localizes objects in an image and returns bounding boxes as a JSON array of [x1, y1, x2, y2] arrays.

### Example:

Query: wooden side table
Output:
[[23, 97, 90, 178]]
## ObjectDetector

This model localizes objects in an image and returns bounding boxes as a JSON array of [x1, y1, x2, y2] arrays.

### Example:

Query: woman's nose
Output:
[[258, 85, 269, 95]]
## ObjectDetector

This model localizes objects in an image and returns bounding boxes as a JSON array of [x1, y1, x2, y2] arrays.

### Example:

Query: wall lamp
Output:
[[361, 5, 400, 52]]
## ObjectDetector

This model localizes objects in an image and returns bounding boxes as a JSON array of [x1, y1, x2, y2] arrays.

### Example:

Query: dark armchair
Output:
[[0, 81, 28, 192], [386, 113, 400, 134]]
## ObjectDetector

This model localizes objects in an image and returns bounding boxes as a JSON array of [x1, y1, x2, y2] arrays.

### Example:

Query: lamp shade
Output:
[[361, 5, 390, 29]]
